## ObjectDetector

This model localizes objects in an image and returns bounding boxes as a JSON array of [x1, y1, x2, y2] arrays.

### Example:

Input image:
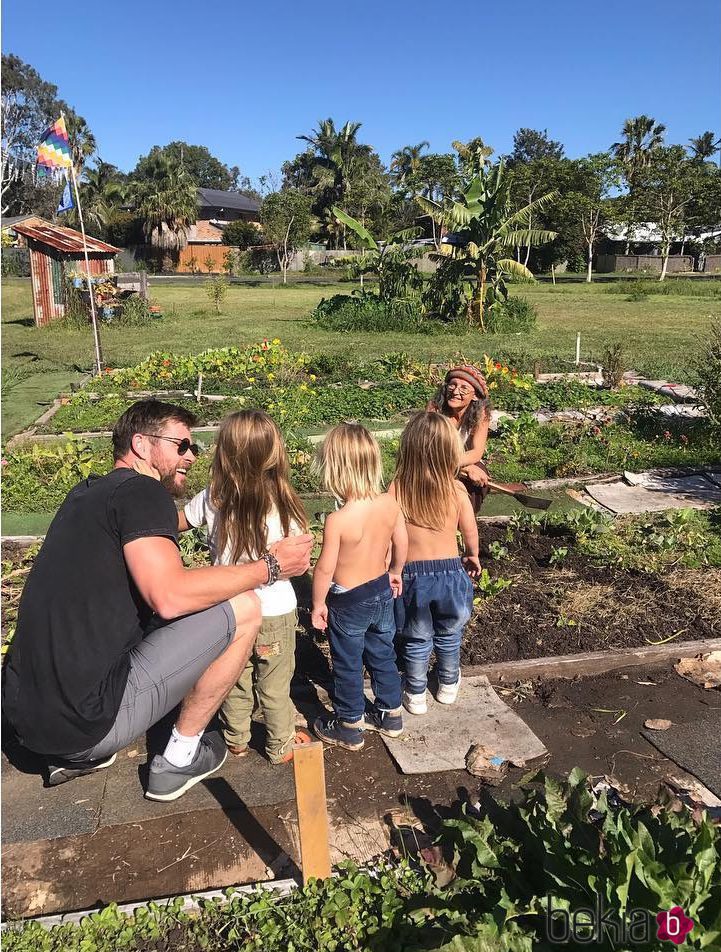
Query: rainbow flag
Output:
[[36, 116, 72, 179]]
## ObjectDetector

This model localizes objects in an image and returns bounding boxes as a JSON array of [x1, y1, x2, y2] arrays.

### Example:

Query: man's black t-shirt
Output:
[[3, 469, 178, 756]]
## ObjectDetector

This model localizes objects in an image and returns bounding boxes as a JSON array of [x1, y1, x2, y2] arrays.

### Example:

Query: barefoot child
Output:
[[182, 410, 311, 763], [391, 412, 481, 715], [311, 423, 408, 750]]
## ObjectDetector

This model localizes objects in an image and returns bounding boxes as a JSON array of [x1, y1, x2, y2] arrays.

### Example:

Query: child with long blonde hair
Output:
[[311, 423, 408, 750], [391, 411, 480, 714], [181, 409, 311, 763]]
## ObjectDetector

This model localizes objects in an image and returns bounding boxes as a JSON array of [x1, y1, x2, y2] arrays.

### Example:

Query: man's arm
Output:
[[124, 533, 312, 620]]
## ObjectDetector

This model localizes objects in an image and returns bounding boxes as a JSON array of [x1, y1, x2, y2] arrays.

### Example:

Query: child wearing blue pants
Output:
[[391, 412, 480, 713], [311, 424, 408, 749]]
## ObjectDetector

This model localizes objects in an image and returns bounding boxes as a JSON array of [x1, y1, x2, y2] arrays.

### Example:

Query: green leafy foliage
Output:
[[483, 296, 538, 334], [310, 291, 436, 334], [6, 774, 721, 950]]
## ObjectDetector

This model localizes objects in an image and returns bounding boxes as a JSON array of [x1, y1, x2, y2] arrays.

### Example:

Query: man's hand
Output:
[[270, 534, 313, 579], [132, 459, 161, 480], [311, 604, 328, 631], [463, 555, 482, 578], [389, 572, 403, 598]]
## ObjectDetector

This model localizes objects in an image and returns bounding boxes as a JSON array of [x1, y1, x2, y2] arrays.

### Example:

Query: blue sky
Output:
[[3, 0, 720, 182]]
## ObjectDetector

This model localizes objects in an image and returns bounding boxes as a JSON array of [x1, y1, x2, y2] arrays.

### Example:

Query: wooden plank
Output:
[[292, 741, 331, 883], [464, 638, 721, 683]]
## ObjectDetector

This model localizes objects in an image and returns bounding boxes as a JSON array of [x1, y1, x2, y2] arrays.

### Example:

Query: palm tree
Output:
[[131, 154, 196, 252], [63, 111, 97, 178], [417, 163, 557, 329], [689, 131, 721, 165], [612, 115, 666, 252], [390, 141, 429, 190], [297, 119, 367, 247], [79, 161, 126, 234]]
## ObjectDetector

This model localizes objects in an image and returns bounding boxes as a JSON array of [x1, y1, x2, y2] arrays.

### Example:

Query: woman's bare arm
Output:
[[459, 413, 489, 467]]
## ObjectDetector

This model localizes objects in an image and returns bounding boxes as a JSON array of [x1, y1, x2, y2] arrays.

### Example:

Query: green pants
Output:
[[220, 609, 297, 764]]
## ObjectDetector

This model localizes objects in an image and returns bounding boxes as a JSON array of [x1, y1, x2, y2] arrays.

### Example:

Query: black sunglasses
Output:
[[142, 434, 201, 456]]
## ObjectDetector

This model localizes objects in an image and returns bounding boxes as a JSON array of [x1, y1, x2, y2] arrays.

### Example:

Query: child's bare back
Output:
[[329, 493, 402, 589], [390, 480, 478, 566]]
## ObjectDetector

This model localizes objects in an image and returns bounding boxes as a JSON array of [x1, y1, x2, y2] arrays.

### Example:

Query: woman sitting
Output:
[[428, 364, 490, 512]]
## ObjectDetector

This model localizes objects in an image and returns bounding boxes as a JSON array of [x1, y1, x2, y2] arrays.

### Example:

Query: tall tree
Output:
[[261, 189, 313, 284], [131, 153, 197, 252], [76, 161, 127, 235], [611, 114, 666, 252], [403, 153, 459, 249], [635, 146, 699, 280], [390, 141, 429, 191], [554, 154, 620, 282], [1, 54, 95, 215], [510, 128, 564, 164], [689, 131, 721, 166], [132, 141, 244, 191]]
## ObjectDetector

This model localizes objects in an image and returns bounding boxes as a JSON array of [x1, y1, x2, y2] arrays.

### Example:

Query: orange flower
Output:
[[495, 362, 502, 370]]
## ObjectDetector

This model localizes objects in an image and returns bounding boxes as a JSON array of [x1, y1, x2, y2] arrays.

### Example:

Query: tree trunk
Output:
[[660, 244, 669, 282], [471, 261, 487, 331], [587, 241, 593, 283], [523, 212, 532, 268]]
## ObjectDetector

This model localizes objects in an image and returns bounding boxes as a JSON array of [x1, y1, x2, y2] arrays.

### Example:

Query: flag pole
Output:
[[62, 114, 104, 376]]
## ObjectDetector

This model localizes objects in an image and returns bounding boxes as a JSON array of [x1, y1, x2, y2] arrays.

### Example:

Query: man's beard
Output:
[[160, 471, 183, 498]]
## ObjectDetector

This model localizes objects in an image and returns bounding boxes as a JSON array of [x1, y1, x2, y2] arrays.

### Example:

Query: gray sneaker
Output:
[[146, 734, 227, 802]]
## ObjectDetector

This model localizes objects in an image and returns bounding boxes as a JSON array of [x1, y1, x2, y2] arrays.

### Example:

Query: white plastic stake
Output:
[[575, 333, 581, 366]]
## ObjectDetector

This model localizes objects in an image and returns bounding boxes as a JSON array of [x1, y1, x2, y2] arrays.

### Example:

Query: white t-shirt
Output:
[[184, 487, 299, 617]]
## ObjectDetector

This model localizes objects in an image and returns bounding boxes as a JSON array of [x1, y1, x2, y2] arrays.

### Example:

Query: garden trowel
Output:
[[486, 480, 552, 511]]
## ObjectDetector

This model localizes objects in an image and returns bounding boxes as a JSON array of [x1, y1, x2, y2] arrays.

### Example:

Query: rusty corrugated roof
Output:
[[10, 216, 120, 255]]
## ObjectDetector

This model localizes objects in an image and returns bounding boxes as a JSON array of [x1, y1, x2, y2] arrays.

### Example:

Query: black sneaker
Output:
[[46, 753, 117, 787], [313, 715, 365, 751], [145, 733, 227, 802], [363, 704, 404, 737]]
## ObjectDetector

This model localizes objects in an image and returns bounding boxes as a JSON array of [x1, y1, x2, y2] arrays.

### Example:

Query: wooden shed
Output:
[[9, 216, 120, 327]]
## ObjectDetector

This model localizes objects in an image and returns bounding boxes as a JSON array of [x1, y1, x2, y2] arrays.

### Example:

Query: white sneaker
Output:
[[436, 676, 461, 705], [403, 690, 427, 715]]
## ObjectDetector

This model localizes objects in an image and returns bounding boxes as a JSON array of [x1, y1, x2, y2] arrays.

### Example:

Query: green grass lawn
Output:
[[3, 276, 718, 438]]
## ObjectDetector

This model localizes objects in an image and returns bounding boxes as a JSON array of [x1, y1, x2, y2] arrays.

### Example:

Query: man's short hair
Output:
[[112, 399, 198, 460]]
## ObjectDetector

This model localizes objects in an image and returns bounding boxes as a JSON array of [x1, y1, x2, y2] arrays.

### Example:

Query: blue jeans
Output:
[[327, 573, 402, 723], [395, 558, 473, 694]]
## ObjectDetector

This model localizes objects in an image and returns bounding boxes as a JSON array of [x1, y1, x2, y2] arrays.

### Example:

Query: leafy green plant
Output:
[[474, 568, 512, 600], [487, 541, 509, 560], [601, 342, 626, 389], [694, 320, 721, 427], [484, 295, 538, 334], [310, 291, 436, 335], [205, 274, 229, 314]]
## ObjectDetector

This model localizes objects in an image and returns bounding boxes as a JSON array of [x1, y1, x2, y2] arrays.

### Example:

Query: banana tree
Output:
[[416, 162, 557, 329], [331, 206, 422, 302]]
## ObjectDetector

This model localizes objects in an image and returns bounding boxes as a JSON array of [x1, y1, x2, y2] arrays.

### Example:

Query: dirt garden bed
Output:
[[463, 523, 721, 663]]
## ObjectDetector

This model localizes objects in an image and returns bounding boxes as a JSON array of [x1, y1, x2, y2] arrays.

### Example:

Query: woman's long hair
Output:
[[430, 383, 490, 441], [394, 412, 462, 531], [210, 410, 308, 563]]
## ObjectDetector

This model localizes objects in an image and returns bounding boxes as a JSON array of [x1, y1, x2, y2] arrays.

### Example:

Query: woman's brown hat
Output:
[[444, 365, 488, 398]]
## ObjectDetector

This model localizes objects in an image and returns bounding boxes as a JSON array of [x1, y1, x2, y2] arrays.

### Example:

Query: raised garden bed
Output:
[[463, 515, 721, 664]]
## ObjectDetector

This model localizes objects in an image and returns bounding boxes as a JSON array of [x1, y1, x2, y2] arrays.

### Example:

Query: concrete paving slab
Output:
[[2, 754, 104, 843], [642, 711, 721, 799], [372, 675, 547, 775], [99, 747, 296, 827], [586, 476, 721, 514]]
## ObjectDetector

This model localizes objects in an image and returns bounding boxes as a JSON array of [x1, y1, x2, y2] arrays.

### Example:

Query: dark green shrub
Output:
[[222, 219, 264, 248], [485, 295, 538, 333], [694, 319, 721, 426], [311, 292, 438, 334]]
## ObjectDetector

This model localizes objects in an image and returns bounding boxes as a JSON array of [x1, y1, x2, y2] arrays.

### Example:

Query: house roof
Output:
[[197, 188, 260, 214], [8, 216, 120, 254], [187, 220, 224, 243]]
